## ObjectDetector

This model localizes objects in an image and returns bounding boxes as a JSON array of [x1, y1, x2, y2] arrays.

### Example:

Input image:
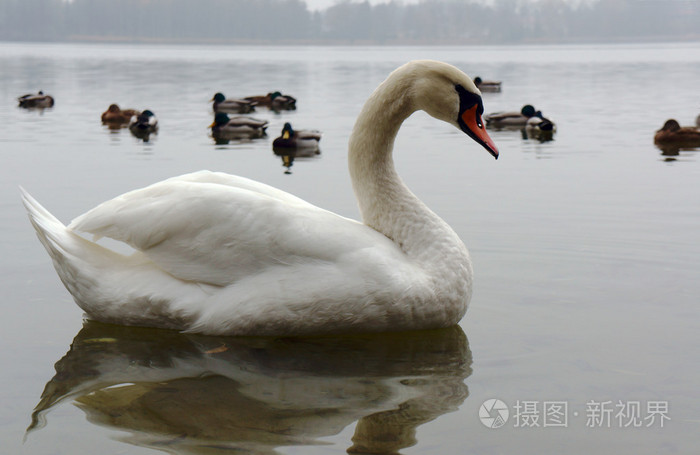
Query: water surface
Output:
[[1, 42, 699, 454]]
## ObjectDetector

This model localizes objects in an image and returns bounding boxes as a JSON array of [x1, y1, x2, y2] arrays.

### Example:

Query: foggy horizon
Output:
[[1, 0, 699, 45]]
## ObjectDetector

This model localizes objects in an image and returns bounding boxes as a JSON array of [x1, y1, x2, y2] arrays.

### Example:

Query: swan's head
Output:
[[407, 60, 499, 159]]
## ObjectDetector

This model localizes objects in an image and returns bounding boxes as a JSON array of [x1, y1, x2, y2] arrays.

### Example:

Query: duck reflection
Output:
[[521, 126, 555, 143], [29, 321, 472, 454], [654, 119, 700, 160], [488, 124, 555, 143], [273, 146, 321, 174], [655, 144, 700, 162]]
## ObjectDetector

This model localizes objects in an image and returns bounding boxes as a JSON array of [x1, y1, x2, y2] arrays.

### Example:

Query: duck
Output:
[[245, 91, 297, 110], [484, 104, 537, 128], [128, 110, 158, 139], [210, 112, 269, 139], [21, 60, 498, 336], [473, 77, 502, 93], [17, 91, 54, 108], [654, 119, 700, 146], [101, 104, 140, 125], [211, 93, 256, 114], [272, 122, 322, 151], [525, 110, 556, 137]]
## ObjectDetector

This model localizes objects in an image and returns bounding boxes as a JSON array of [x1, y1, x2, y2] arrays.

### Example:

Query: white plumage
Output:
[[22, 60, 498, 336]]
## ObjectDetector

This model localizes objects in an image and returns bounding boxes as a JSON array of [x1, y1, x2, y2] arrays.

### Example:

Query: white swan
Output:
[[21, 60, 498, 336]]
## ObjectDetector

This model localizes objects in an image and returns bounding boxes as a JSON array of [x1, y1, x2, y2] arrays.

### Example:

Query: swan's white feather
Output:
[[22, 60, 497, 335], [68, 171, 408, 287], [23, 175, 428, 335]]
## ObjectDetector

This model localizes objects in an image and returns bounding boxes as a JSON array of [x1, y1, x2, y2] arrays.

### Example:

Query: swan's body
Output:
[[18, 91, 54, 108], [22, 60, 498, 336]]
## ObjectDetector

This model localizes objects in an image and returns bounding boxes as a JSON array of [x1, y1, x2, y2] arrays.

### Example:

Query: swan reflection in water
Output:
[[273, 146, 321, 174], [29, 321, 472, 454]]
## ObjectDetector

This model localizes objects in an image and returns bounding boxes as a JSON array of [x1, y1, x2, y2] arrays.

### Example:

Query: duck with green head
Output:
[[210, 112, 269, 139], [473, 76, 502, 93], [273, 122, 321, 151], [212, 93, 257, 114], [484, 104, 538, 128], [128, 110, 158, 141], [245, 91, 296, 110], [18, 91, 54, 109], [129, 110, 158, 131]]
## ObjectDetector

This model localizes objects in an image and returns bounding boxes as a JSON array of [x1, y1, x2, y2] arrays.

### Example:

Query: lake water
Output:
[[1, 42, 699, 454]]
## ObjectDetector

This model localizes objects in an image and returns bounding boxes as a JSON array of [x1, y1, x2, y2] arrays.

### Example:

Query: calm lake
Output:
[[1, 41, 699, 454]]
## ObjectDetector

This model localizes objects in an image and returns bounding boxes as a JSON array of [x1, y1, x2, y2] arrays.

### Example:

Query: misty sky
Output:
[[3, 0, 695, 44], [303, 0, 592, 11], [305, 0, 420, 11]]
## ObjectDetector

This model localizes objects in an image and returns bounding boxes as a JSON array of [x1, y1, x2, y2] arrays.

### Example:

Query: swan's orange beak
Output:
[[461, 105, 499, 159]]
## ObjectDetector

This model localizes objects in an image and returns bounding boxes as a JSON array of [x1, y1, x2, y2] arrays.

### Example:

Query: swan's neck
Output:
[[348, 71, 471, 283]]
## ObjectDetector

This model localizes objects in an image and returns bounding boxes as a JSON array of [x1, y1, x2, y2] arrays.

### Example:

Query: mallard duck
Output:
[[654, 119, 700, 146], [212, 93, 256, 114], [21, 60, 498, 336], [473, 77, 502, 93], [128, 110, 158, 140], [484, 104, 537, 128], [245, 92, 297, 110], [523, 111, 556, 142], [526, 111, 556, 132], [18, 91, 54, 108], [272, 122, 322, 151], [101, 104, 140, 124], [210, 112, 268, 139]]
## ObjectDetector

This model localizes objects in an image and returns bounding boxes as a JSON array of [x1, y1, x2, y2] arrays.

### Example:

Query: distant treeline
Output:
[[1, 0, 699, 44]]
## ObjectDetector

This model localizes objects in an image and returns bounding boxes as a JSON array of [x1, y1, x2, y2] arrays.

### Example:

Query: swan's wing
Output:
[[69, 171, 395, 287], [169, 171, 305, 204]]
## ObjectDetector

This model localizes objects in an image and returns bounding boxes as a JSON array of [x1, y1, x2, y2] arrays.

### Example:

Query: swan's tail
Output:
[[20, 188, 126, 310], [20, 188, 199, 329]]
